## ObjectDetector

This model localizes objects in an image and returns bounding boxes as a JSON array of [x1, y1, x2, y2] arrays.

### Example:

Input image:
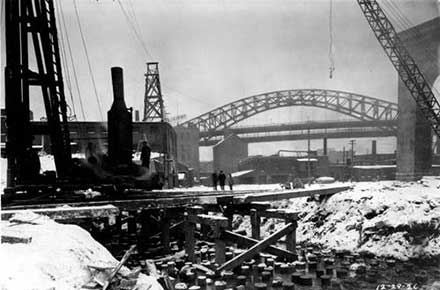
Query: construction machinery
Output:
[[4, 0, 72, 187], [2, 0, 439, 202], [2, 0, 176, 204], [357, 0, 440, 139]]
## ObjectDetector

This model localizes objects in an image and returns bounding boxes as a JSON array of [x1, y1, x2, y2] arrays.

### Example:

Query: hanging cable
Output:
[[58, 0, 86, 120], [117, 0, 153, 60], [381, 0, 440, 97], [127, 0, 143, 35], [73, 0, 104, 120], [328, 0, 335, 79], [386, 0, 439, 62], [54, 0, 77, 120], [0, 0, 4, 34]]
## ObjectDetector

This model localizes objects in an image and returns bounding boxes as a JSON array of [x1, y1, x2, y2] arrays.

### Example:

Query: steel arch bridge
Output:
[[181, 89, 398, 136]]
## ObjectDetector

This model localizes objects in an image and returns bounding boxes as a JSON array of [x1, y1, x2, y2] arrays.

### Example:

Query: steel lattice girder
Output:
[[357, 0, 440, 138], [182, 89, 398, 135]]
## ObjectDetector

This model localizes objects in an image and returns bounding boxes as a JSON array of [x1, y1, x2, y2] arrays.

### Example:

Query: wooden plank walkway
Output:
[[2, 185, 350, 212], [1, 205, 119, 221]]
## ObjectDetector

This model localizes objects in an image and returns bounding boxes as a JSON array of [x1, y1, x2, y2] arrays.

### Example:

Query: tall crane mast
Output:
[[357, 0, 440, 138], [4, 0, 72, 186]]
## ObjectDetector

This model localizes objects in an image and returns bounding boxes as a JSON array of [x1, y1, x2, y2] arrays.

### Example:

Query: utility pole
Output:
[[349, 139, 356, 180], [349, 139, 355, 164], [342, 146, 345, 164], [307, 127, 311, 180]]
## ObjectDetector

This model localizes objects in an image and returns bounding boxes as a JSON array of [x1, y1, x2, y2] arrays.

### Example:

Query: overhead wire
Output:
[[1, 0, 5, 72], [380, 0, 440, 97], [58, 0, 86, 121], [380, 1, 437, 67], [73, 0, 104, 120], [385, 0, 438, 63], [117, 0, 153, 60], [127, 0, 143, 37], [0, 0, 4, 36], [114, 1, 214, 115], [54, 0, 77, 120]]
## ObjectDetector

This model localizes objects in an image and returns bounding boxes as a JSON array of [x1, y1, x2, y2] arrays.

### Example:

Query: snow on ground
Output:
[[163, 181, 348, 192], [0, 211, 163, 290], [0, 157, 6, 190], [235, 177, 440, 261], [161, 183, 284, 192], [1, 154, 56, 191]]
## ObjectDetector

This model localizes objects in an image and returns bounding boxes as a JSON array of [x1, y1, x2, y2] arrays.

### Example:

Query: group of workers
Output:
[[212, 170, 234, 191]]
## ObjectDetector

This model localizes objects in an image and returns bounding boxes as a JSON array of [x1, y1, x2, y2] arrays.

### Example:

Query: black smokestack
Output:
[[107, 67, 133, 166]]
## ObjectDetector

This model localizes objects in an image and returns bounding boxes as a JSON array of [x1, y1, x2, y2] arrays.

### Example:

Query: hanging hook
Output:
[[328, 0, 335, 79]]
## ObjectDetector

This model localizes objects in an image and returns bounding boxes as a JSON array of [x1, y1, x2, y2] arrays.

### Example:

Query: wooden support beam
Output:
[[224, 206, 234, 230], [260, 209, 299, 220], [188, 214, 229, 228], [1, 205, 119, 221], [187, 206, 204, 215], [1, 234, 32, 244], [160, 210, 170, 254], [285, 220, 297, 253], [214, 224, 226, 265], [115, 213, 122, 232], [234, 186, 350, 203], [127, 210, 137, 233], [184, 212, 196, 263], [250, 209, 260, 240], [148, 221, 184, 240], [200, 209, 210, 239], [3, 186, 350, 212], [2, 196, 222, 211], [217, 222, 296, 272], [226, 202, 271, 216], [183, 213, 228, 264], [222, 231, 297, 261]]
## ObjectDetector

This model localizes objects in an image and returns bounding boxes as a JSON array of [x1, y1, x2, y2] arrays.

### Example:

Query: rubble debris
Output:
[[1, 233, 32, 244], [102, 245, 136, 290]]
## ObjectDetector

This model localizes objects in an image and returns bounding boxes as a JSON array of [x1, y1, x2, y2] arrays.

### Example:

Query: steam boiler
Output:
[[107, 67, 133, 168]]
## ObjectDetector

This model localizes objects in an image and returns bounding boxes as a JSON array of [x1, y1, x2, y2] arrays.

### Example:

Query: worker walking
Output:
[[227, 173, 234, 191], [212, 172, 218, 190], [140, 141, 151, 169], [85, 142, 97, 163], [218, 170, 226, 191]]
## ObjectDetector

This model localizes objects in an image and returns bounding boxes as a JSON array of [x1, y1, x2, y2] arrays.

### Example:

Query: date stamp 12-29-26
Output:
[[376, 283, 420, 290]]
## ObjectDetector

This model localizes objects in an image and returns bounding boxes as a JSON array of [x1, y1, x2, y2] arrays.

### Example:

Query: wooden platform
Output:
[[1, 205, 119, 221], [2, 185, 351, 212]]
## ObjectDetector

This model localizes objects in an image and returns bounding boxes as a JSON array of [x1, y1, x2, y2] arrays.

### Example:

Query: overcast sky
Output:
[[1, 0, 439, 158]]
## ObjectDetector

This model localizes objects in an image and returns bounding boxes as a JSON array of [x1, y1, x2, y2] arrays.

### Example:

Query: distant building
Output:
[[213, 134, 248, 174], [236, 152, 329, 184], [175, 125, 200, 177]]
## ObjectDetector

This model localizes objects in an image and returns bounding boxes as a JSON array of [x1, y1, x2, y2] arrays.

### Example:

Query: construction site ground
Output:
[[1, 177, 440, 289]]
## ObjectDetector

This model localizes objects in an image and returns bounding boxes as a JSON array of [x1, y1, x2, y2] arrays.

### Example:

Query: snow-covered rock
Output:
[[235, 177, 440, 261], [0, 211, 162, 290]]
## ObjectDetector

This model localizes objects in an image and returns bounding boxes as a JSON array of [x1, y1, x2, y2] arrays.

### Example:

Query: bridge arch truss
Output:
[[182, 89, 398, 136]]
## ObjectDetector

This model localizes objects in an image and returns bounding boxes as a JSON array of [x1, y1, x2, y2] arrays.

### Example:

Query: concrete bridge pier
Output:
[[396, 102, 432, 181], [395, 17, 439, 181]]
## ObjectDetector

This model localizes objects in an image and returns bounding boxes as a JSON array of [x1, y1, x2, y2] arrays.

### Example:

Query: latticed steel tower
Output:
[[143, 62, 165, 122]]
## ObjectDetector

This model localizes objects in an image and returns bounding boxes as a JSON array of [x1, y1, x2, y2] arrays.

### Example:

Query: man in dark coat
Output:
[[212, 172, 218, 190], [140, 141, 151, 168], [227, 173, 234, 191], [218, 170, 226, 190]]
